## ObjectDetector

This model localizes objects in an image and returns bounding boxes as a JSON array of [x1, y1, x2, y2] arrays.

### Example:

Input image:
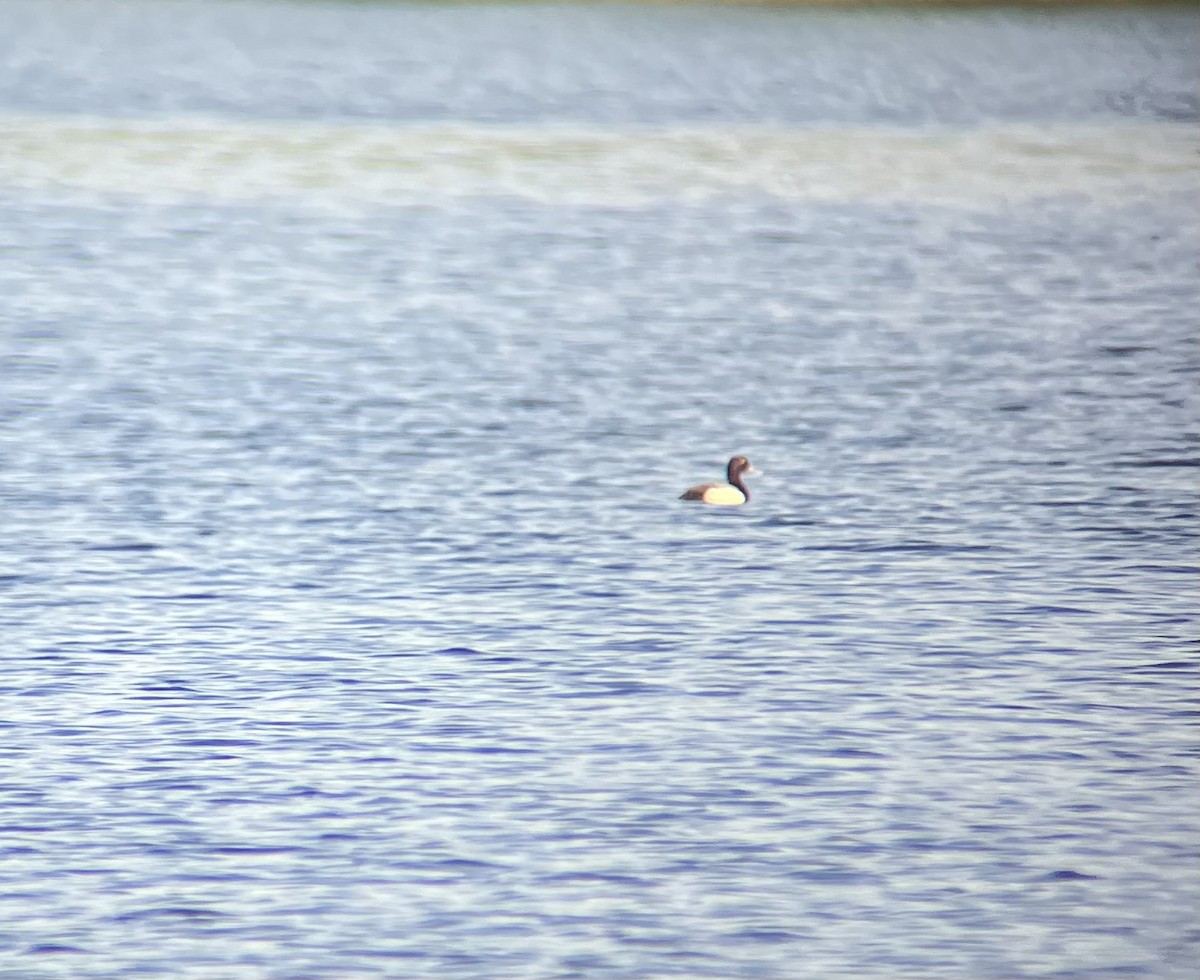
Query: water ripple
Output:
[[0, 4, 1196, 980]]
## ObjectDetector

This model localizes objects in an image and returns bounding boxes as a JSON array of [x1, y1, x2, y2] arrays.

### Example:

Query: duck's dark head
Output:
[[725, 456, 760, 498], [726, 455, 753, 483]]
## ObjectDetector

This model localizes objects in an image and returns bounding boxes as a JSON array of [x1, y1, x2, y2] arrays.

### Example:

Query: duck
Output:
[[679, 455, 758, 506]]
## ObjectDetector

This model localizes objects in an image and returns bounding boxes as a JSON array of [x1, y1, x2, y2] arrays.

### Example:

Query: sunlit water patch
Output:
[[1, 114, 1196, 208]]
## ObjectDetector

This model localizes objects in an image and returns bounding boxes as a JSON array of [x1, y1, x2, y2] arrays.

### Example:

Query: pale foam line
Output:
[[0, 113, 1195, 208]]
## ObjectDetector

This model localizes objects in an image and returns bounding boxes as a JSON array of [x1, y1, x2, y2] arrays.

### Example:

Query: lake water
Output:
[[0, 2, 1197, 978]]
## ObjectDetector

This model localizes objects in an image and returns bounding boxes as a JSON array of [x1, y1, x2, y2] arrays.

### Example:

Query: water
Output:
[[1, 2, 1198, 978]]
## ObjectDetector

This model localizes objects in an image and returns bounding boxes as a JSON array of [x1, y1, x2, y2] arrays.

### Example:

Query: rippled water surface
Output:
[[1, 2, 1197, 979]]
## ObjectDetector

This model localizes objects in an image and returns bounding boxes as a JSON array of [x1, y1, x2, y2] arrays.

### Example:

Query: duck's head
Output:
[[727, 455, 759, 483]]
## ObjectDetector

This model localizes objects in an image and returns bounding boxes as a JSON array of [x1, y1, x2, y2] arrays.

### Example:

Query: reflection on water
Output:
[[1, 115, 1196, 207]]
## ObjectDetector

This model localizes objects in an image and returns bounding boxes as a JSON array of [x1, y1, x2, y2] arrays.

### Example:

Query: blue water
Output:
[[1, 2, 1198, 978]]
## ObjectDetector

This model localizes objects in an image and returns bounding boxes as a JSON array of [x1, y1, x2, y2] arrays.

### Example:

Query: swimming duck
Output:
[[679, 455, 757, 506]]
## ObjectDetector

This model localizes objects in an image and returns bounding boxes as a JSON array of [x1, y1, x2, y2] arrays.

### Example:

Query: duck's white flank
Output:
[[695, 483, 746, 506]]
